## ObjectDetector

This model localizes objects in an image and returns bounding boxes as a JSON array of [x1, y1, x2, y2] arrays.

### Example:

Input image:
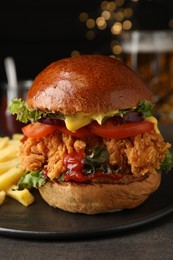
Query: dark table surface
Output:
[[0, 122, 173, 260], [0, 214, 173, 260]]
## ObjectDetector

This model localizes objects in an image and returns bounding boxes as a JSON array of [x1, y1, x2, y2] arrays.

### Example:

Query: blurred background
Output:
[[0, 0, 173, 79], [0, 0, 173, 134]]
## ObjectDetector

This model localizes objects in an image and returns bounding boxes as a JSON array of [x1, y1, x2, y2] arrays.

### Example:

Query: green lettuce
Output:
[[160, 150, 173, 173], [83, 146, 109, 174], [136, 100, 154, 118], [8, 98, 153, 125], [8, 98, 43, 123], [17, 169, 46, 190], [8, 98, 64, 123]]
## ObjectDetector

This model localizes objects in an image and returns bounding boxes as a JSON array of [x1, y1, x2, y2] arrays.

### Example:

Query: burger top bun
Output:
[[27, 55, 152, 114]]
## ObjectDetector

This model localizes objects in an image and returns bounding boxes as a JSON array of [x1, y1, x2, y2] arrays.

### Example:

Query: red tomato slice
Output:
[[22, 122, 59, 138], [22, 122, 95, 138], [22, 119, 154, 139], [88, 119, 154, 139]]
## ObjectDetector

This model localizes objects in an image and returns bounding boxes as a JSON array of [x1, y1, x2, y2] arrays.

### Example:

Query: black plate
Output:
[[1, 172, 173, 240], [0, 123, 173, 240]]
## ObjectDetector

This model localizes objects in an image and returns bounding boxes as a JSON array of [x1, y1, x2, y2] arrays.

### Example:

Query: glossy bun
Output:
[[27, 55, 152, 114], [39, 174, 161, 214]]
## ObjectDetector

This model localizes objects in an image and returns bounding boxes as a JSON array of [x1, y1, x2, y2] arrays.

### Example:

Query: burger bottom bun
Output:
[[39, 173, 161, 214]]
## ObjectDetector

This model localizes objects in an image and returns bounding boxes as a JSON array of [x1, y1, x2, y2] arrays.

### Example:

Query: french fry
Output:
[[9, 139, 21, 146], [0, 145, 20, 162], [0, 137, 10, 150], [12, 134, 24, 141], [0, 191, 6, 205], [6, 185, 35, 206], [0, 158, 21, 175], [0, 133, 35, 207], [0, 167, 24, 191]]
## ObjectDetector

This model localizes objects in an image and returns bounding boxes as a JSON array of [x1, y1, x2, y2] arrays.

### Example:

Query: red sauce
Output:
[[64, 170, 123, 182], [20, 135, 28, 143], [63, 150, 123, 183], [64, 171, 88, 182], [63, 150, 84, 172]]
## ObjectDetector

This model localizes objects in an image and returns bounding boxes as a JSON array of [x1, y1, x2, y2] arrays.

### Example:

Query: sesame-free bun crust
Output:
[[39, 173, 161, 214], [27, 55, 152, 114]]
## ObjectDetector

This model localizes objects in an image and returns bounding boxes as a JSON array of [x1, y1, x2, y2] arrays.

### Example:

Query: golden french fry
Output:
[[0, 158, 21, 175], [0, 133, 35, 207], [6, 185, 35, 206], [0, 190, 6, 205], [0, 167, 24, 191], [9, 139, 21, 145], [0, 145, 20, 162], [0, 137, 10, 150], [12, 134, 24, 141]]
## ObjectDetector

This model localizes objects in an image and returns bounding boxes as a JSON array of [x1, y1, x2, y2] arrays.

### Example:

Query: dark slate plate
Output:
[[0, 123, 173, 240]]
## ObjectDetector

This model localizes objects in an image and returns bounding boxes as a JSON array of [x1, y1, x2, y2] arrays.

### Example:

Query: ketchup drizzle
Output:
[[63, 150, 123, 183]]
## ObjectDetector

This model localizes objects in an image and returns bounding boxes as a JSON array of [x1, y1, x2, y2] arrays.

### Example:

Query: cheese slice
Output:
[[145, 116, 160, 133], [64, 110, 119, 131], [64, 111, 159, 134]]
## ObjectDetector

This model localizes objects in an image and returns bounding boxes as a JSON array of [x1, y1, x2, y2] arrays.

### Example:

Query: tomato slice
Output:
[[22, 122, 95, 138], [22, 122, 59, 138], [22, 119, 154, 139], [88, 119, 154, 139]]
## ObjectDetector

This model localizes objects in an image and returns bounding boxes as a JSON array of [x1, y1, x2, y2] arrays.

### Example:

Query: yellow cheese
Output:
[[146, 116, 160, 133], [64, 110, 119, 131], [64, 112, 159, 134], [65, 115, 91, 131]]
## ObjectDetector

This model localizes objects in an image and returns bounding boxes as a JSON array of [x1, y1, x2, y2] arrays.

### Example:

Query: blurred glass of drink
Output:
[[0, 80, 32, 136], [120, 30, 173, 122]]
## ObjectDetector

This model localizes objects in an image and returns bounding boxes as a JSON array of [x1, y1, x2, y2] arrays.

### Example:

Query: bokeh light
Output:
[[124, 8, 133, 18], [71, 50, 80, 57], [114, 11, 124, 21], [86, 18, 95, 29], [78, 0, 140, 56], [116, 0, 125, 7], [96, 17, 107, 30], [112, 44, 122, 55], [169, 18, 173, 29], [79, 12, 88, 23], [101, 10, 111, 20], [123, 20, 132, 30], [85, 30, 96, 40], [111, 22, 122, 35]]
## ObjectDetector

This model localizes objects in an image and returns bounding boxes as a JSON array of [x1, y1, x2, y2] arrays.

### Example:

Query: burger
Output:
[[9, 55, 172, 214]]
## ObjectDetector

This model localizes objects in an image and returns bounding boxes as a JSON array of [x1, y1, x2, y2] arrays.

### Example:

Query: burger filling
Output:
[[8, 99, 172, 189]]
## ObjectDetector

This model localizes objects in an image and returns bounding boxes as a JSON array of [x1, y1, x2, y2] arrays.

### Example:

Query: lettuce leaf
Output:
[[8, 98, 153, 125], [160, 150, 173, 173], [136, 100, 154, 118], [117, 101, 153, 119], [83, 146, 109, 174], [8, 98, 43, 123], [8, 98, 64, 123], [17, 169, 46, 190]]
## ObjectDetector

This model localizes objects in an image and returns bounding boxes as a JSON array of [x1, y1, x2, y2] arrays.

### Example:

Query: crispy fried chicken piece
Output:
[[125, 132, 170, 176], [20, 130, 170, 180]]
